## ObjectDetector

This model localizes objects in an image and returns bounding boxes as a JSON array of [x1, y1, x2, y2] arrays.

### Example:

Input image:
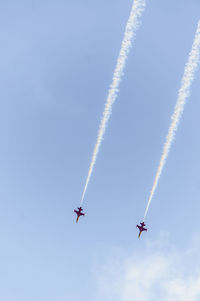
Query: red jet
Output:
[[74, 207, 85, 223], [136, 222, 147, 238]]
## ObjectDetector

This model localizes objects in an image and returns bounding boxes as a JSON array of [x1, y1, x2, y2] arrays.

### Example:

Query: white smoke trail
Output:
[[81, 0, 146, 204], [144, 21, 200, 219]]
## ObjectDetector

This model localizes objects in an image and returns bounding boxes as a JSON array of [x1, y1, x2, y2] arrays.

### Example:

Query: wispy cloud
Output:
[[95, 235, 200, 301]]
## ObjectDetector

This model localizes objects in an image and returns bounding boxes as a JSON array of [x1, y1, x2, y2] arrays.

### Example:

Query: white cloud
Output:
[[95, 235, 200, 301]]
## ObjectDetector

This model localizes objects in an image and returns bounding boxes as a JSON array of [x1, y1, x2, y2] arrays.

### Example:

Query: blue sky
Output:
[[0, 0, 200, 300]]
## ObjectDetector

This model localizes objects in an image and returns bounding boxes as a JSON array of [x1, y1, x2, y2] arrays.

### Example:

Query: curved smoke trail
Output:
[[81, 0, 146, 204], [144, 21, 200, 219]]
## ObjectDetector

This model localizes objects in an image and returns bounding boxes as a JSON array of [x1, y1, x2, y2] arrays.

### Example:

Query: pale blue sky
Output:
[[0, 0, 200, 300]]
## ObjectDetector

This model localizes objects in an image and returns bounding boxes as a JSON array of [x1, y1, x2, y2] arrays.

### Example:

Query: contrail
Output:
[[81, 0, 146, 204], [144, 21, 200, 219]]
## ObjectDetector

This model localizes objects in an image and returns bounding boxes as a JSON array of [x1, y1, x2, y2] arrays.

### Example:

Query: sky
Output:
[[0, 0, 200, 300]]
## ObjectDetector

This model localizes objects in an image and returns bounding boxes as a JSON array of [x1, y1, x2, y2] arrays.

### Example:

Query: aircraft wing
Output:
[[74, 210, 78, 214], [80, 213, 85, 216], [143, 228, 147, 231]]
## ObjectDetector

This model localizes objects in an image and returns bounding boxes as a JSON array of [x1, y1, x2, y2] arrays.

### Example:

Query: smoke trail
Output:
[[144, 21, 200, 219], [81, 0, 146, 204]]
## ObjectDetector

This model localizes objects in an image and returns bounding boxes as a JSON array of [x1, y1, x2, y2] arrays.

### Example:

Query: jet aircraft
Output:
[[74, 207, 85, 223], [136, 222, 147, 238]]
